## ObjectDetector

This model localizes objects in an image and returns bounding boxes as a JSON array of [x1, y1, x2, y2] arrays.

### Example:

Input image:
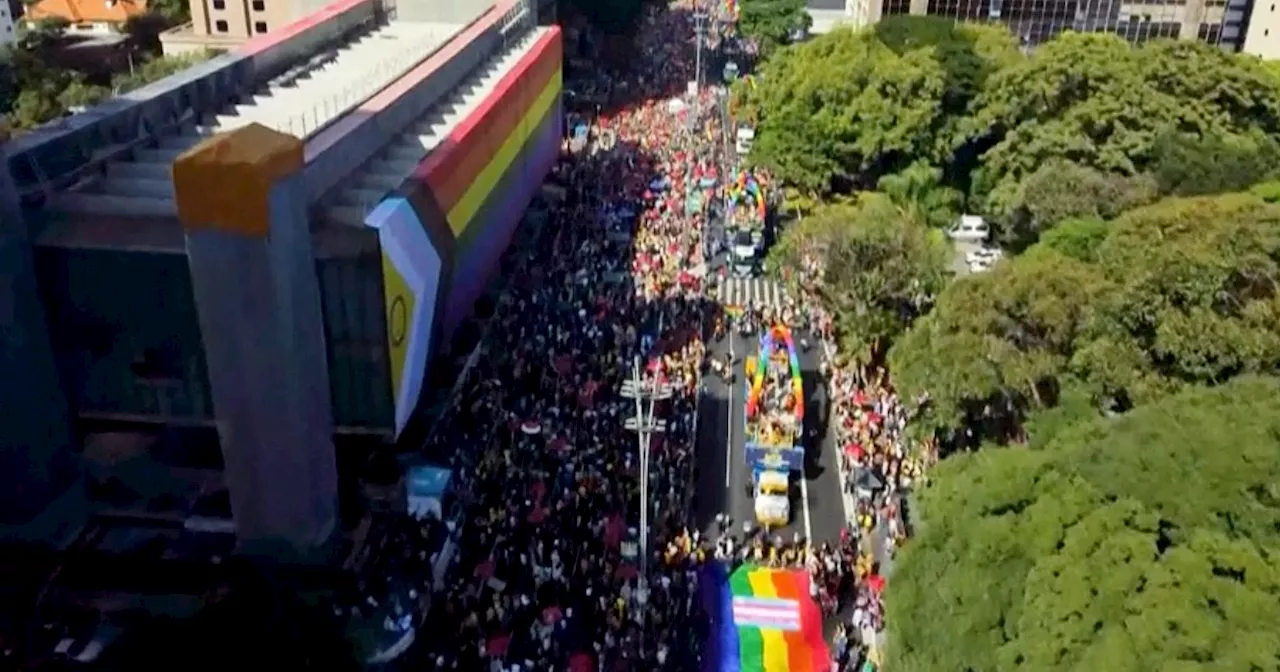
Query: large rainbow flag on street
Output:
[[703, 564, 831, 672]]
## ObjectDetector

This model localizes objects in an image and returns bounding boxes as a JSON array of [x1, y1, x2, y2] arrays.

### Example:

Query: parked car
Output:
[[966, 246, 1004, 273], [947, 215, 989, 243]]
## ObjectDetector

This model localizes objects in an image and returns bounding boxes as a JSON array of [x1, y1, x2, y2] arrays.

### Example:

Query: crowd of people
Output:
[[349, 1, 937, 670], [777, 215, 939, 670], [400, 3, 732, 669]]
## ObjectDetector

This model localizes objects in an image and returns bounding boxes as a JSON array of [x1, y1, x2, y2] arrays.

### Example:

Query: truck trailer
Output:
[[743, 324, 805, 528]]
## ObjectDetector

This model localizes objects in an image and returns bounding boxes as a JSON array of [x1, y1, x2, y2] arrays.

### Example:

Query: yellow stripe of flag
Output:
[[747, 569, 790, 672], [447, 70, 563, 234]]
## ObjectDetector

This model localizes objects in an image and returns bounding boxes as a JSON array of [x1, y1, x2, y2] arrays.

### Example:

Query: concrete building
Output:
[[160, 0, 315, 54], [1, 0, 560, 557], [1242, 0, 1280, 56], [808, 0, 1257, 50]]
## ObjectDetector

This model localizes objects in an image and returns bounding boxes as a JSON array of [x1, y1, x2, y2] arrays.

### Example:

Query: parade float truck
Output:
[[727, 170, 767, 277], [744, 325, 805, 528]]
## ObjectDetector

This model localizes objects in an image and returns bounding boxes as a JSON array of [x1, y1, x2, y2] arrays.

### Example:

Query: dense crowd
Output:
[[398, 4, 729, 670], [336, 2, 931, 670], [779, 225, 938, 670]]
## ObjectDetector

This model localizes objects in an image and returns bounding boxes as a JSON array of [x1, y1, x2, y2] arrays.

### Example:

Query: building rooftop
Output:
[[25, 0, 148, 24]]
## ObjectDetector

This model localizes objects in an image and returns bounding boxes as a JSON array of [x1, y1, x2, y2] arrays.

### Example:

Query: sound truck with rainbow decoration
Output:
[[743, 324, 805, 528], [727, 169, 769, 277]]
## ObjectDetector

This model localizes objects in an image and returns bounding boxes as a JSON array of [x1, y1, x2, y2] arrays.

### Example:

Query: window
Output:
[[211, 0, 224, 8], [254, 20, 267, 32], [214, 19, 228, 31], [252, 0, 264, 10]]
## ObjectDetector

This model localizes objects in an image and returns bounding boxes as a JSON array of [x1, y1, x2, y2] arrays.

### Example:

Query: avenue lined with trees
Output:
[[737, 12, 1280, 670]]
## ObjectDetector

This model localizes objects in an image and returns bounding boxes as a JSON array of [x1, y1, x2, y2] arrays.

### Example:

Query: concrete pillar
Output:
[[172, 124, 337, 558], [0, 133, 77, 526], [1179, 0, 1206, 40]]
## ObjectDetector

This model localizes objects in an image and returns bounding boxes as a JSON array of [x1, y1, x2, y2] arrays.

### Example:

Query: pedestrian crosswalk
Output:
[[717, 277, 789, 310]]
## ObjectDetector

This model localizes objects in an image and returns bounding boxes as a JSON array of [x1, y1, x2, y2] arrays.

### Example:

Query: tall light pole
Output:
[[693, 6, 708, 120], [620, 354, 671, 651]]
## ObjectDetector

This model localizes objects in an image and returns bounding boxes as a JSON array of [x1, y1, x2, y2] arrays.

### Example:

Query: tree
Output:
[[886, 377, 1280, 672], [111, 51, 214, 94], [888, 191, 1280, 440], [1030, 217, 1108, 264], [734, 26, 950, 194], [737, 0, 811, 55], [1001, 160, 1156, 249], [734, 18, 1020, 198], [769, 195, 950, 364], [1076, 193, 1280, 407], [876, 160, 963, 229], [888, 249, 1109, 439], [1148, 130, 1280, 197], [970, 33, 1280, 217]]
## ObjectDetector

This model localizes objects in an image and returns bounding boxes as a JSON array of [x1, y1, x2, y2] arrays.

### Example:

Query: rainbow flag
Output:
[[717, 565, 830, 672]]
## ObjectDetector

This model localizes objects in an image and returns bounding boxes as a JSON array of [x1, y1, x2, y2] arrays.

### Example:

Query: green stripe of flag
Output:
[[730, 565, 766, 672]]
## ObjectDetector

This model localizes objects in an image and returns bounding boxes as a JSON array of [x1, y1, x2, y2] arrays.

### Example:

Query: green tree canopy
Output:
[[1001, 160, 1156, 249], [970, 34, 1280, 217], [1078, 193, 1280, 406], [735, 18, 1020, 196], [734, 26, 951, 193], [889, 191, 1280, 440], [737, 0, 811, 55], [886, 376, 1280, 672], [889, 248, 1108, 437], [768, 195, 950, 364]]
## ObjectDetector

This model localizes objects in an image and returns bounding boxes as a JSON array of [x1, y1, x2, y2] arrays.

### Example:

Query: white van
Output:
[[946, 214, 989, 243]]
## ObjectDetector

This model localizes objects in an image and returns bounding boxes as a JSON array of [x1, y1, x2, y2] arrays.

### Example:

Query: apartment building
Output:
[[159, 0, 314, 54], [808, 0, 1271, 53]]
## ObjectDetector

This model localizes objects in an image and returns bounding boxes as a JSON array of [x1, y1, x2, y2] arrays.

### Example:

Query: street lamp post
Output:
[[620, 355, 671, 652], [693, 7, 708, 119]]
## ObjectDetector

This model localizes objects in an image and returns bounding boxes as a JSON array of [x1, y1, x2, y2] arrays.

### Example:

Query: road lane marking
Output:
[[800, 474, 813, 544], [725, 335, 735, 489]]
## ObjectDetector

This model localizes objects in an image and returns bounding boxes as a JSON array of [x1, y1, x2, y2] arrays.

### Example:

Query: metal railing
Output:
[[275, 32, 450, 139], [341, 11, 536, 223]]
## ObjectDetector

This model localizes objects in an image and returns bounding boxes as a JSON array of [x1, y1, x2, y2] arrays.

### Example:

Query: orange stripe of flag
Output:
[[424, 30, 562, 211], [770, 570, 816, 672]]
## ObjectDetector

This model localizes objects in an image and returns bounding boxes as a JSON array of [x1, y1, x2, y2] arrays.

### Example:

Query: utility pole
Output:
[[620, 354, 671, 653], [693, 5, 708, 120]]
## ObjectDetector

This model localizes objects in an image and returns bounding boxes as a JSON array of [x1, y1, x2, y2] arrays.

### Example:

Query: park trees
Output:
[[768, 195, 950, 364], [887, 191, 1280, 441], [733, 24, 951, 194], [970, 33, 1280, 219], [735, 17, 1019, 197], [737, 0, 811, 55], [886, 376, 1280, 672], [741, 19, 1280, 240]]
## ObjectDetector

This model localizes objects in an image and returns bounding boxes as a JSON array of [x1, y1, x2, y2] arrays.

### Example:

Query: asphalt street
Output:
[[694, 321, 847, 545]]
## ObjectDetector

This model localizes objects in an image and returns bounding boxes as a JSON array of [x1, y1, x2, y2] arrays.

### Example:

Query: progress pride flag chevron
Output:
[[731, 596, 802, 631]]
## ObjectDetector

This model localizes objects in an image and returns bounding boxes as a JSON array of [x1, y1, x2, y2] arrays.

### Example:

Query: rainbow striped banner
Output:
[[721, 565, 830, 672]]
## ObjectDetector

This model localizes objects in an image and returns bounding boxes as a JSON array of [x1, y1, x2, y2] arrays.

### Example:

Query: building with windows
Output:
[[808, 0, 1266, 52], [159, 0, 325, 54], [1243, 0, 1280, 55]]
